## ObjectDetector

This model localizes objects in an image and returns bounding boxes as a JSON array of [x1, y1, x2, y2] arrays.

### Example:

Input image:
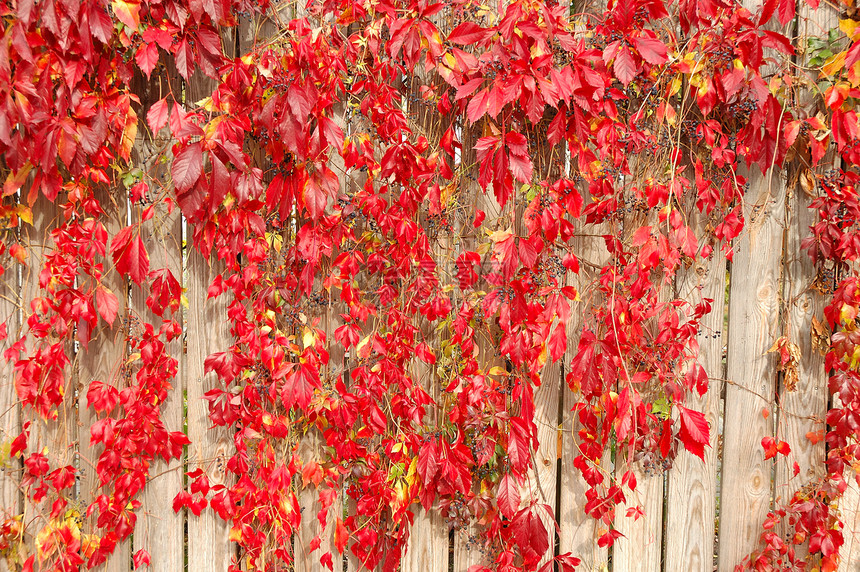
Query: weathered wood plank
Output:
[[778, 7, 837, 566], [613, 462, 663, 572], [717, 170, 784, 571], [774, 176, 827, 543], [559, 184, 609, 572], [528, 358, 561, 569], [20, 197, 77, 568], [665, 219, 725, 572], [559, 381, 608, 572], [0, 236, 19, 572], [131, 202, 184, 570], [77, 188, 131, 572], [186, 250, 234, 572], [402, 318, 446, 572], [838, 478, 860, 571], [0, 213, 20, 520]]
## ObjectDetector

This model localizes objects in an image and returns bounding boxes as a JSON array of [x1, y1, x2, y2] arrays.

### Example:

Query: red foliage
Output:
[[0, 0, 857, 569]]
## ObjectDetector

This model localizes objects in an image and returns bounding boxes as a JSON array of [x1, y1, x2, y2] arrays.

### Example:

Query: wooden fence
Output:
[[2, 3, 860, 572]]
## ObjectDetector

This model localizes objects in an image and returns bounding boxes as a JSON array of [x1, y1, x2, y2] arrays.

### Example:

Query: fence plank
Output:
[[130, 203, 184, 570], [717, 170, 784, 571], [839, 479, 860, 570], [187, 251, 234, 571], [774, 175, 827, 541], [402, 320, 447, 572], [0, 217, 20, 521], [665, 219, 725, 572], [77, 188, 131, 572], [559, 186, 609, 571], [529, 359, 561, 569], [17, 198, 78, 568], [403, 507, 447, 572], [0, 206, 22, 572], [775, 8, 837, 565]]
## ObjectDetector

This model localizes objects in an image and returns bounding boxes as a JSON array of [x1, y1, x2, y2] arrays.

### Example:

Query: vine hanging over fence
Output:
[[2, 0, 860, 569]]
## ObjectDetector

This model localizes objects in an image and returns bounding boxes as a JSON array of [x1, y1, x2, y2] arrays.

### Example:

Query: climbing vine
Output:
[[1, 0, 859, 569]]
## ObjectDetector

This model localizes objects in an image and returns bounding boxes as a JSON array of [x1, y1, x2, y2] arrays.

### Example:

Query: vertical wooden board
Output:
[[187, 249, 234, 572], [131, 203, 184, 570], [612, 236, 667, 572], [402, 317, 447, 572], [403, 507, 447, 572], [665, 227, 725, 572], [774, 183, 826, 508], [838, 478, 860, 571], [0, 206, 22, 572], [295, 436, 324, 572], [717, 170, 784, 571], [612, 466, 663, 572], [559, 383, 608, 572], [773, 6, 836, 559], [453, 120, 506, 572], [77, 189, 131, 572], [0, 226, 20, 522], [20, 198, 77, 560], [559, 191, 609, 571], [527, 360, 561, 569]]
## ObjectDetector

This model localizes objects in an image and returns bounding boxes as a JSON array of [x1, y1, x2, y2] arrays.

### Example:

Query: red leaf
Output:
[[135, 43, 159, 78], [613, 45, 637, 86], [95, 285, 119, 325], [132, 549, 150, 569], [86, 380, 119, 413], [172, 142, 203, 192], [548, 322, 567, 362], [777, 0, 795, 26], [334, 518, 348, 553], [174, 38, 194, 80], [302, 178, 326, 221], [508, 151, 533, 184], [110, 226, 150, 285], [761, 31, 794, 55], [147, 97, 170, 133], [447, 22, 491, 45], [497, 473, 520, 519], [633, 36, 668, 65], [281, 362, 320, 410], [678, 405, 709, 460]]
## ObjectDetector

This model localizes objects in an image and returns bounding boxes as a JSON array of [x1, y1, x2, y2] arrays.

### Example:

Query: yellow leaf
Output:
[[841, 18, 860, 39], [16, 206, 32, 225], [120, 117, 137, 162], [229, 526, 243, 543], [112, 0, 141, 30], [822, 51, 848, 78]]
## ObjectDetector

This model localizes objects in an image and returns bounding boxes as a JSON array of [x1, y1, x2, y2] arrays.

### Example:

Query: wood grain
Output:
[[131, 202, 184, 571], [664, 213, 725, 572], [717, 169, 784, 571], [21, 198, 78, 568], [838, 477, 860, 571], [77, 188, 130, 572], [559, 184, 609, 572], [774, 7, 836, 564], [0, 213, 20, 524], [186, 249, 234, 572]]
